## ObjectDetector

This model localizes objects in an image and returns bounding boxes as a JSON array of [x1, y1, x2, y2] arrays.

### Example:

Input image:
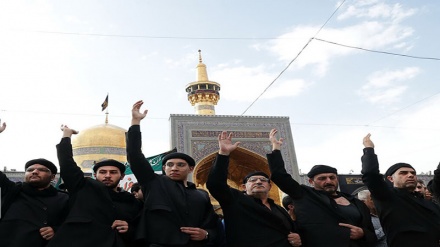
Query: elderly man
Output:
[[47, 125, 142, 247], [126, 100, 220, 247], [206, 131, 301, 247], [357, 190, 387, 247], [0, 122, 69, 247], [268, 129, 376, 247], [362, 133, 440, 247]]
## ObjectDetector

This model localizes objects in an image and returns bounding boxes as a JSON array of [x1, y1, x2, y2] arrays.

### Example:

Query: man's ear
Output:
[[240, 184, 246, 191], [387, 176, 393, 182], [189, 166, 195, 172], [50, 174, 56, 181], [308, 178, 314, 185], [288, 204, 294, 210], [120, 174, 125, 180]]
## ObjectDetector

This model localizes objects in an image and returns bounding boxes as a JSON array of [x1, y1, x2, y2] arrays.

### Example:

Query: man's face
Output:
[[309, 173, 339, 194], [388, 167, 417, 190], [94, 166, 124, 189], [163, 158, 194, 181], [241, 176, 271, 197], [415, 182, 426, 194], [25, 164, 55, 188]]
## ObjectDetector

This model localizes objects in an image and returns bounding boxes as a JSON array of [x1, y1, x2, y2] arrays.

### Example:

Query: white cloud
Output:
[[266, 1, 416, 77], [359, 67, 420, 104], [211, 65, 309, 102]]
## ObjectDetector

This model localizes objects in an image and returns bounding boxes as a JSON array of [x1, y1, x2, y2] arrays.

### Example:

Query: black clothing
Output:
[[268, 150, 376, 247], [0, 172, 69, 247], [126, 125, 219, 247], [361, 147, 440, 247], [206, 154, 297, 247], [47, 137, 142, 247]]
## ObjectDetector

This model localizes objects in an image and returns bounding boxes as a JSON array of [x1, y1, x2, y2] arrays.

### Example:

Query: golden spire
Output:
[[185, 50, 221, 115]]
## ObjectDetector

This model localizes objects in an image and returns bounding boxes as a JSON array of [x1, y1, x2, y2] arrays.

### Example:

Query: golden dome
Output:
[[72, 123, 127, 173]]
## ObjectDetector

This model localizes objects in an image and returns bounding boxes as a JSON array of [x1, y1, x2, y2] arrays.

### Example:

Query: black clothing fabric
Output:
[[126, 125, 220, 247], [268, 150, 376, 247], [47, 137, 142, 247], [361, 147, 440, 247], [0, 172, 69, 247], [206, 154, 297, 247]]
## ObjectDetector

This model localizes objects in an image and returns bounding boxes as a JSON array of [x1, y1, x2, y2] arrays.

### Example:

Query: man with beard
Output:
[[362, 134, 440, 247], [0, 122, 69, 247], [268, 129, 376, 247], [206, 131, 301, 247], [126, 100, 220, 247], [47, 125, 142, 247]]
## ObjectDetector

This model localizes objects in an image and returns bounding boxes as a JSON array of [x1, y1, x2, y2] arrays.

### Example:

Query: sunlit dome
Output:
[[72, 123, 127, 173]]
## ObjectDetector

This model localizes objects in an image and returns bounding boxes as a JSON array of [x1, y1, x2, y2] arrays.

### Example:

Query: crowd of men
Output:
[[1, 103, 440, 247]]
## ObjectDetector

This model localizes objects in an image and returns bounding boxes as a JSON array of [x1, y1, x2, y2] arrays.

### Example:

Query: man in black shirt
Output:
[[207, 130, 301, 247], [362, 133, 440, 247], [48, 125, 142, 247], [126, 100, 220, 247], [0, 122, 69, 247], [268, 129, 376, 247]]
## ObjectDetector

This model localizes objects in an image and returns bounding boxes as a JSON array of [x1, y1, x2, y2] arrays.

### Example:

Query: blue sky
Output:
[[0, 0, 439, 175]]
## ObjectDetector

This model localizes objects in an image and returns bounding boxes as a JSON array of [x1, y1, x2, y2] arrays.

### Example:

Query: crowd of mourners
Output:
[[1, 100, 439, 247]]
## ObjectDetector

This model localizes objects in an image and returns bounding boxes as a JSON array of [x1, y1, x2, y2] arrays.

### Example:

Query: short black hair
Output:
[[282, 195, 294, 210]]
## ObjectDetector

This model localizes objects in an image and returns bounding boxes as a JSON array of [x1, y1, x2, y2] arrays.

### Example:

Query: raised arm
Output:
[[361, 134, 391, 200], [206, 131, 240, 206], [0, 121, 6, 133], [267, 129, 303, 198], [57, 125, 84, 194], [126, 100, 155, 186]]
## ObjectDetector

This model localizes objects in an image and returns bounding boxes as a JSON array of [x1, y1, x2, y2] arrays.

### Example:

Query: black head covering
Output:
[[243, 171, 270, 184], [25, 158, 57, 174], [162, 152, 195, 167], [384, 163, 415, 177], [93, 159, 126, 173], [307, 165, 337, 178]]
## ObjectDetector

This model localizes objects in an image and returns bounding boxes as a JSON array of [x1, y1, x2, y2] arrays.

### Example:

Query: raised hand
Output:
[[0, 122, 6, 133], [132, 100, 148, 125], [269, 129, 284, 150], [60, 124, 79, 138], [218, 131, 240, 156], [363, 133, 374, 148]]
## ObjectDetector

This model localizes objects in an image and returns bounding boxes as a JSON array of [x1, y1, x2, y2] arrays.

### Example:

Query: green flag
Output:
[[146, 148, 177, 172], [120, 148, 177, 191]]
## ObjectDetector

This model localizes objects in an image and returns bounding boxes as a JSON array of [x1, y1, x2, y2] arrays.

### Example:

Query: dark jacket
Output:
[[0, 172, 69, 247], [361, 147, 440, 247], [268, 150, 376, 247], [126, 125, 220, 247], [206, 154, 297, 247], [47, 137, 142, 247]]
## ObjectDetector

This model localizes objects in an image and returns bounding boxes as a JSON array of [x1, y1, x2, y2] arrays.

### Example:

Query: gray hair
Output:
[[357, 190, 371, 201]]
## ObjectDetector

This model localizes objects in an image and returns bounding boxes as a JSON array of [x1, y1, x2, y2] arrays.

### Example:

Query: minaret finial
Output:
[[185, 50, 221, 115]]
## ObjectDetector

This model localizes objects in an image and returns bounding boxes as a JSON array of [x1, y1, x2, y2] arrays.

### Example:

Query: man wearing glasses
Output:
[[126, 100, 220, 247], [207, 131, 301, 247], [0, 122, 69, 247]]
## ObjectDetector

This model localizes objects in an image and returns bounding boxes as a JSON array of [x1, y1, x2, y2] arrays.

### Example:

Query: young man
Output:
[[268, 129, 376, 247], [362, 133, 440, 247], [47, 125, 142, 247], [206, 131, 301, 247], [126, 100, 220, 247], [0, 122, 69, 247]]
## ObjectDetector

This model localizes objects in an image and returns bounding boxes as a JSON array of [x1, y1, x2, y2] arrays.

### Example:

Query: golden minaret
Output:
[[185, 50, 221, 115]]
